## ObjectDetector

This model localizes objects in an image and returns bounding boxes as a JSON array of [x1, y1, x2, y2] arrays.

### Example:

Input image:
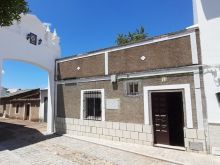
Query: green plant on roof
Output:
[[116, 26, 148, 46]]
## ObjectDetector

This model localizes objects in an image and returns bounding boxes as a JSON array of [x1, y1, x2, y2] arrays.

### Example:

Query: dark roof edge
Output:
[[0, 88, 40, 99], [56, 27, 199, 62]]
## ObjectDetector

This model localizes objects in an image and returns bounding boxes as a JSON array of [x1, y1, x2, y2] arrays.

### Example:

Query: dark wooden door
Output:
[[152, 93, 170, 145], [25, 104, 30, 120]]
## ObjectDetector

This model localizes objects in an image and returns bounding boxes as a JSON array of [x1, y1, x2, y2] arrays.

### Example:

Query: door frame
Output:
[[150, 90, 185, 147], [24, 103, 31, 120], [143, 84, 193, 128]]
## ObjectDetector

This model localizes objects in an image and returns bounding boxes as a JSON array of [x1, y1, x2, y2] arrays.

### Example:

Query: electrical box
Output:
[[111, 75, 117, 83]]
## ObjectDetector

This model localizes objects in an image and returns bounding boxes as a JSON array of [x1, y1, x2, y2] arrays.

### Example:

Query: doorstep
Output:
[[62, 134, 220, 165], [154, 144, 186, 151]]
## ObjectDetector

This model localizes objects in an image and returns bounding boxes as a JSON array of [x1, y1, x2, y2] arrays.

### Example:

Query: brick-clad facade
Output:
[[57, 29, 202, 81], [57, 74, 198, 126], [108, 36, 193, 75], [57, 53, 105, 80], [55, 28, 208, 153]]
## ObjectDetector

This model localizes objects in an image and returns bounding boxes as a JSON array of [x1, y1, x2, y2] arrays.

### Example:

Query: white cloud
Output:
[[1, 70, 5, 74]]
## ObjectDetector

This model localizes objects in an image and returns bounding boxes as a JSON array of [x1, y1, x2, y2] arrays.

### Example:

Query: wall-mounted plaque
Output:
[[106, 99, 120, 110]]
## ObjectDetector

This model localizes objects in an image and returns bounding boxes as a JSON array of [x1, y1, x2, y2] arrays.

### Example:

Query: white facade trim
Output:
[[193, 72, 204, 129], [192, 0, 198, 24], [117, 66, 199, 79], [39, 89, 48, 122], [58, 77, 110, 85], [105, 52, 109, 75], [57, 65, 201, 85], [80, 89, 105, 121], [80, 91, 83, 120], [143, 84, 193, 128], [57, 30, 196, 63], [190, 32, 199, 64]]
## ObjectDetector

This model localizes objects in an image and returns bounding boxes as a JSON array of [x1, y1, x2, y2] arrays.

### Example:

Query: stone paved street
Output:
[[0, 118, 175, 165]]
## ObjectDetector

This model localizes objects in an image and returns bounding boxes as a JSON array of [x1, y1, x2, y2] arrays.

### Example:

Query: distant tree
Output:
[[116, 34, 129, 46], [116, 26, 148, 46], [0, 0, 29, 27]]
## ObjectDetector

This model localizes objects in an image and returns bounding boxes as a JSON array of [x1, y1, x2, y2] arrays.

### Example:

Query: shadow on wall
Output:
[[0, 121, 61, 151], [201, 0, 220, 20], [55, 65, 67, 133], [55, 84, 67, 133]]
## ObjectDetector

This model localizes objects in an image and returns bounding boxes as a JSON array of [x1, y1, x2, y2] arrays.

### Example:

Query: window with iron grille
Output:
[[126, 81, 140, 96], [83, 90, 102, 121]]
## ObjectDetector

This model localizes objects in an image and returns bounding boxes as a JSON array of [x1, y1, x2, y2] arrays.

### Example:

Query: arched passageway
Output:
[[0, 14, 61, 133]]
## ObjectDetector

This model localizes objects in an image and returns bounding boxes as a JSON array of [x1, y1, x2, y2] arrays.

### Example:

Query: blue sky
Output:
[[2, 0, 193, 89]]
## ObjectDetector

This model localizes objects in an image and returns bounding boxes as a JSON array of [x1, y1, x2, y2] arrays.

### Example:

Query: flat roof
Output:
[[57, 27, 198, 63]]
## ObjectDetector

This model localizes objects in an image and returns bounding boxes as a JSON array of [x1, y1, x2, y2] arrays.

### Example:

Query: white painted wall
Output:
[[0, 14, 61, 133], [39, 89, 48, 122], [193, 0, 220, 123], [193, 0, 220, 65]]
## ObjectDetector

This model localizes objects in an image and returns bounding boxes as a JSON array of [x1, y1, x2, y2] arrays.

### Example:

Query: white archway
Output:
[[0, 14, 61, 133]]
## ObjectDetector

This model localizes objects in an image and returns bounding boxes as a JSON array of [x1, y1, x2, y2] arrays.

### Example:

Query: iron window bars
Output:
[[83, 91, 102, 121], [126, 81, 139, 96]]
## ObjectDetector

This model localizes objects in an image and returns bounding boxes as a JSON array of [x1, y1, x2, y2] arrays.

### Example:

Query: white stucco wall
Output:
[[203, 71, 220, 123], [0, 14, 60, 70], [193, 0, 220, 124], [39, 89, 48, 122]]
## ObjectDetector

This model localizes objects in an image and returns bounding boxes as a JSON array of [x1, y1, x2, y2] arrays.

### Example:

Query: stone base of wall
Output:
[[184, 128, 207, 153], [55, 117, 208, 154], [55, 117, 153, 145], [208, 124, 220, 155]]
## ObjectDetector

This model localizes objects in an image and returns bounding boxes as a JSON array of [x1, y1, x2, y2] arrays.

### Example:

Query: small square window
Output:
[[126, 81, 140, 96]]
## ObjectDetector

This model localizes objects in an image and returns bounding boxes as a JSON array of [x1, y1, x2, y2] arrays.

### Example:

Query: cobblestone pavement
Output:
[[0, 118, 175, 165]]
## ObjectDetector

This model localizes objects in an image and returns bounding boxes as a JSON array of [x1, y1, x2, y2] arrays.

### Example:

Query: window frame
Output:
[[125, 80, 141, 96], [80, 89, 105, 121]]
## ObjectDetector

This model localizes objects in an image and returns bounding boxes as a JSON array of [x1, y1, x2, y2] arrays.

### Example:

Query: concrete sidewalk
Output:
[[0, 146, 29, 165], [0, 118, 175, 164], [64, 134, 220, 165]]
